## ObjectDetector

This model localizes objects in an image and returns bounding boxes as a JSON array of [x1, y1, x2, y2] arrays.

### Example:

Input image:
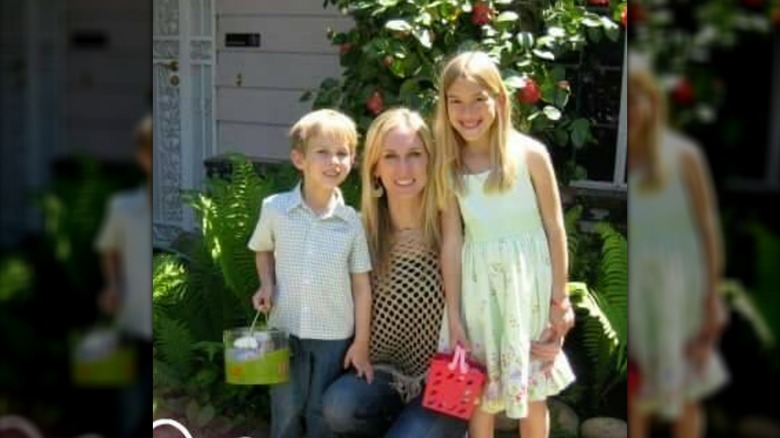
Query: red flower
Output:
[[517, 79, 541, 104], [339, 43, 353, 56], [621, 4, 627, 27], [471, 2, 492, 25], [366, 91, 384, 115], [672, 78, 695, 105], [587, 0, 609, 6]]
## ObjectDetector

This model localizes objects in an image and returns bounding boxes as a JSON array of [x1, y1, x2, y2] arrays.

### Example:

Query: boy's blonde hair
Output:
[[360, 108, 440, 273], [289, 109, 359, 155], [134, 113, 152, 152], [433, 50, 517, 206]]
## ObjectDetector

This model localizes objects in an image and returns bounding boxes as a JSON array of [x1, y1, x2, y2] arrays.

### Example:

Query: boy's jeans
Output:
[[322, 371, 467, 437], [270, 335, 350, 438]]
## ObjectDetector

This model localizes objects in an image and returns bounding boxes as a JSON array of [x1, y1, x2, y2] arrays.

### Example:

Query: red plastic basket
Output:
[[422, 345, 486, 420]]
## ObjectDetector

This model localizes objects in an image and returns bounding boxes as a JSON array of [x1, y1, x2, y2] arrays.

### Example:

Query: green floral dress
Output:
[[442, 136, 575, 419]]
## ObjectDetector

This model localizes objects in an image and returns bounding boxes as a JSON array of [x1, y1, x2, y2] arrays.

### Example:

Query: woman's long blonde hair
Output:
[[433, 50, 517, 206], [629, 63, 668, 190], [361, 108, 441, 272]]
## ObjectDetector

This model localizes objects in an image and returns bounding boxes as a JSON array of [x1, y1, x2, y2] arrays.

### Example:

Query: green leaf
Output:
[[418, 11, 433, 26], [516, 32, 534, 49], [582, 13, 602, 27], [533, 49, 555, 60], [602, 17, 620, 42], [378, 0, 400, 6], [385, 19, 412, 33], [554, 127, 569, 146], [554, 88, 569, 108], [551, 66, 566, 82], [496, 11, 519, 22], [543, 105, 561, 121], [548, 26, 566, 38], [587, 27, 602, 43], [413, 28, 433, 48], [504, 75, 527, 89], [570, 118, 590, 148], [494, 0, 513, 4]]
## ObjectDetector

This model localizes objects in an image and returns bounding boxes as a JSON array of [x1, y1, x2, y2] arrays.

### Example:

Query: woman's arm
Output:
[[440, 197, 470, 350]]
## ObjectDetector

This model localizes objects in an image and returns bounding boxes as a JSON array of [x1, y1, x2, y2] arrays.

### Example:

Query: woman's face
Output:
[[373, 126, 428, 200]]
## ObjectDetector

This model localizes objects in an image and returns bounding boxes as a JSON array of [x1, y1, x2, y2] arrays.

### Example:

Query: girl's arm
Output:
[[441, 197, 470, 350], [680, 143, 726, 337], [527, 142, 573, 337]]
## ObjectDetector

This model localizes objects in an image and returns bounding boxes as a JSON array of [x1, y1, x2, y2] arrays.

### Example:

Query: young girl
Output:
[[627, 51, 729, 438], [434, 50, 576, 438]]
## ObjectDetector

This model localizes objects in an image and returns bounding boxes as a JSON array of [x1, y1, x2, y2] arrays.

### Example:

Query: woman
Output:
[[322, 107, 467, 437]]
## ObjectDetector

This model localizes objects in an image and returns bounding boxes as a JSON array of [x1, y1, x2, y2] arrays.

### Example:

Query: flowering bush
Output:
[[629, 0, 776, 128], [303, 0, 626, 182]]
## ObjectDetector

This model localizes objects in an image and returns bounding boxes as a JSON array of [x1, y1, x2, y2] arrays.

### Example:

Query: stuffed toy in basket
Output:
[[422, 345, 486, 420]]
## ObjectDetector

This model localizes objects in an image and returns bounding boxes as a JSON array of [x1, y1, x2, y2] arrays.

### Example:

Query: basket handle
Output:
[[447, 344, 469, 374], [153, 418, 193, 438]]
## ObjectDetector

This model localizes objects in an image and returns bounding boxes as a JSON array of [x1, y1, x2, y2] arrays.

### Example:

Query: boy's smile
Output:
[[291, 133, 354, 212]]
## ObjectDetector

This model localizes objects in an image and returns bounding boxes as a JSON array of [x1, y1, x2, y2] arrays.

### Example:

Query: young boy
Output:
[[249, 109, 374, 438], [94, 113, 152, 438]]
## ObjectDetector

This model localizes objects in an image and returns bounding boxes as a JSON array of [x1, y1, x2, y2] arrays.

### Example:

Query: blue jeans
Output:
[[270, 335, 351, 438], [323, 371, 467, 438]]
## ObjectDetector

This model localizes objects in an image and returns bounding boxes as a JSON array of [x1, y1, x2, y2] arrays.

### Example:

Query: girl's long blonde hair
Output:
[[629, 64, 668, 190], [361, 108, 441, 272], [433, 50, 517, 206]]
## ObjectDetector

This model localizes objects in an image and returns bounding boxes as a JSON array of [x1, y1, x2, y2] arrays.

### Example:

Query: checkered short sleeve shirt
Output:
[[247, 184, 372, 340]]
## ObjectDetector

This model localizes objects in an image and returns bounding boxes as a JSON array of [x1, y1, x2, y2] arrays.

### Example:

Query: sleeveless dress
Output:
[[442, 136, 576, 419], [628, 130, 729, 420]]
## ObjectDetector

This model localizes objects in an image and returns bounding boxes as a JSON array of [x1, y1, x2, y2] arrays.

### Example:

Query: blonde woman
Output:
[[323, 108, 466, 437]]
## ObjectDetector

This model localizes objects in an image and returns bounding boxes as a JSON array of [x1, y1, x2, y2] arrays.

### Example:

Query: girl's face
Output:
[[373, 126, 428, 200], [446, 77, 498, 145], [627, 79, 653, 144]]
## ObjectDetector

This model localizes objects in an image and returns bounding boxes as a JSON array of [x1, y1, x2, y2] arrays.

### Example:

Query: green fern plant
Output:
[[567, 222, 627, 415], [153, 154, 278, 429]]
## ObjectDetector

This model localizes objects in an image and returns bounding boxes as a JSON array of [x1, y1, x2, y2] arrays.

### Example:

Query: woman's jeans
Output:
[[322, 370, 467, 438]]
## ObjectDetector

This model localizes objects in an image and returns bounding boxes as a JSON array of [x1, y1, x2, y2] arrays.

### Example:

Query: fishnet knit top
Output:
[[368, 229, 445, 402]]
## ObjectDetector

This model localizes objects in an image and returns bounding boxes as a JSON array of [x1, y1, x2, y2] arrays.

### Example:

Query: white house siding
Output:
[[65, 0, 151, 162], [215, 0, 352, 162]]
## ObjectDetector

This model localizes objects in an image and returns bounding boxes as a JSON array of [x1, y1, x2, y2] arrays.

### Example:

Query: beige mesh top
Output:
[[368, 229, 445, 402]]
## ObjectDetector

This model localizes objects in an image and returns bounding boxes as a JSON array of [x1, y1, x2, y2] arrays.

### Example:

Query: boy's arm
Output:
[[94, 196, 122, 315], [255, 251, 276, 288], [343, 219, 374, 381], [441, 197, 469, 350], [248, 197, 276, 312], [98, 252, 121, 314], [345, 271, 373, 383], [350, 272, 372, 347]]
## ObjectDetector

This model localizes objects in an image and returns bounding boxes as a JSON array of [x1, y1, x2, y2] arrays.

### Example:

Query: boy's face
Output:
[[136, 145, 152, 178], [291, 133, 354, 191]]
